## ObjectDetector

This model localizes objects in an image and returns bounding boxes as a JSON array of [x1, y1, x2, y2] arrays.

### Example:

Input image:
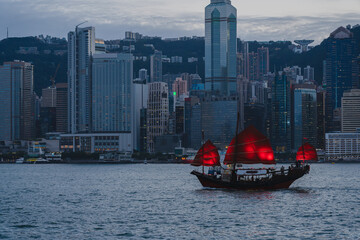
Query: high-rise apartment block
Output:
[[67, 26, 96, 133], [0, 61, 35, 140], [205, 0, 237, 96]]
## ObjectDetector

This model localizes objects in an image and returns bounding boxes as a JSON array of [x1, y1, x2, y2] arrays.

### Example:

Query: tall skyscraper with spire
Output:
[[205, 0, 237, 96], [67, 26, 95, 133]]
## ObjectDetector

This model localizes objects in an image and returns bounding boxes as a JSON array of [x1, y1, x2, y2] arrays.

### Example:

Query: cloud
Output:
[[0, 0, 359, 44]]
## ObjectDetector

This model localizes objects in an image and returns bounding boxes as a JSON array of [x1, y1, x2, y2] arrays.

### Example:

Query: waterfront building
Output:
[[92, 53, 133, 133], [205, 0, 237, 96], [150, 50, 162, 82], [60, 133, 132, 153], [325, 132, 360, 161], [292, 84, 317, 150], [68, 26, 96, 133], [325, 26, 359, 132], [56, 83, 68, 133], [147, 82, 169, 152], [271, 71, 291, 152], [0, 61, 35, 141], [341, 89, 360, 133]]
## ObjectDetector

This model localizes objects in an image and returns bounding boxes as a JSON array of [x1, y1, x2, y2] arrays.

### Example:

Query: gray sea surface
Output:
[[0, 163, 359, 239]]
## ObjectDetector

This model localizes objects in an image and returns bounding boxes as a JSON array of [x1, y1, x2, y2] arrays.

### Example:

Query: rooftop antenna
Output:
[[76, 21, 88, 30]]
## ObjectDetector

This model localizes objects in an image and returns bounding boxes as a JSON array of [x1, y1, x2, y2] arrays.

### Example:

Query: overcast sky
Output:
[[1, 0, 359, 44]]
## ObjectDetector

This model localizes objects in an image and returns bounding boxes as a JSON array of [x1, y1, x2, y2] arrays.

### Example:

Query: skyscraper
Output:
[[271, 72, 291, 152], [257, 47, 269, 81], [0, 61, 35, 140], [205, 0, 237, 96], [150, 50, 162, 83], [292, 84, 317, 150], [325, 26, 359, 132], [147, 82, 169, 152], [67, 26, 95, 133]]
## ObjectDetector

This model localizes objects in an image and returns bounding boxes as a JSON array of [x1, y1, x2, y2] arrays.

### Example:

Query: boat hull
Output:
[[191, 166, 309, 190]]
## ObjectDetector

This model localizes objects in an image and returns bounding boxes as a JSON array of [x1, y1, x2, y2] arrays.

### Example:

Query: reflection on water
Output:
[[0, 164, 359, 239]]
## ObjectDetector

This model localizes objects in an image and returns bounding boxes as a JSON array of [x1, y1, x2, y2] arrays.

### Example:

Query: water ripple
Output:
[[0, 164, 359, 239]]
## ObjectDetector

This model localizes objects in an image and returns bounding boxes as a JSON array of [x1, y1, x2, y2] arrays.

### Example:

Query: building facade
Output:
[[205, 0, 237, 96], [67, 26, 96, 134], [150, 50, 162, 83], [147, 82, 169, 152], [325, 26, 359, 132], [56, 83, 68, 133], [292, 84, 317, 150], [325, 132, 360, 161], [0, 61, 35, 140], [271, 72, 291, 152], [91, 53, 133, 133], [201, 97, 238, 149], [341, 89, 360, 133]]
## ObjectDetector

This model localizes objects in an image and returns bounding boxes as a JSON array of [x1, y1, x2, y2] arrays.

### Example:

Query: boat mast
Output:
[[202, 130, 204, 174]]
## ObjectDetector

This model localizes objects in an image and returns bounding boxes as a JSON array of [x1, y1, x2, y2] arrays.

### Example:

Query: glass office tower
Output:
[[205, 0, 237, 96]]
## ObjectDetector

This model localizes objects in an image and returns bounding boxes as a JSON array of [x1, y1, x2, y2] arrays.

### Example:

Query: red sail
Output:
[[296, 143, 318, 161], [191, 140, 221, 167], [224, 126, 275, 165]]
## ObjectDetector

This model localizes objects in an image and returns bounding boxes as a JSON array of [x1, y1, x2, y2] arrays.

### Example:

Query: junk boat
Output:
[[191, 126, 316, 190]]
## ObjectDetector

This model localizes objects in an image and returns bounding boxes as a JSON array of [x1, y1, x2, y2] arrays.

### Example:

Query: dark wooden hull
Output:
[[191, 166, 310, 190]]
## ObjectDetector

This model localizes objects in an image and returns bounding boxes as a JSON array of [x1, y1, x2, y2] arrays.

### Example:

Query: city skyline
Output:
[[0, 0, 359, 44]]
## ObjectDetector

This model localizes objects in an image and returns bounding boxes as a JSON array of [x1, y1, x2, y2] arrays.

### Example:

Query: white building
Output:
[[60, 133, 132, 153], [325, 132, 360, 161]]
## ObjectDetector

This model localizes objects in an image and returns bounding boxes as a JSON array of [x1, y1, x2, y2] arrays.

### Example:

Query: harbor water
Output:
[[0, 163, 359, 239]]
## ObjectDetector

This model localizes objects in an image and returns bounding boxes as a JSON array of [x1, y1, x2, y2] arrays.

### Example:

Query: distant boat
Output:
[[191, 126, 314, 190], [16, 157, 24, 164], [45, 152, 62, 163]]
